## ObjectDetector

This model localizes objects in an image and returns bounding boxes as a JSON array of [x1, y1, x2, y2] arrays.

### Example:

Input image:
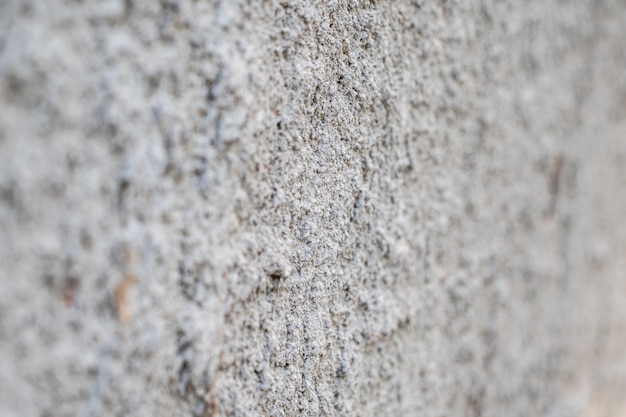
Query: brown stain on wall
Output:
[[115, 246, 136, 324]]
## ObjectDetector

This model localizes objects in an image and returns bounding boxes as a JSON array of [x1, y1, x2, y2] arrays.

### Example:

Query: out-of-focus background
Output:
[[1, 1, 626, 416]]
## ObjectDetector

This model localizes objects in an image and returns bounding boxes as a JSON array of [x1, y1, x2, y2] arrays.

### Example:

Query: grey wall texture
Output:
[[1, 1, 626, 416]]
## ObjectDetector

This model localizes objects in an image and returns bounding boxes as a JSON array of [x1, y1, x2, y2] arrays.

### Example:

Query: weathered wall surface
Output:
[[1, 1, 626, 416]]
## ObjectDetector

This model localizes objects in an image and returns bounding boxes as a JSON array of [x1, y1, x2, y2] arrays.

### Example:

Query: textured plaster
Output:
[[1, 1, 626, 416]]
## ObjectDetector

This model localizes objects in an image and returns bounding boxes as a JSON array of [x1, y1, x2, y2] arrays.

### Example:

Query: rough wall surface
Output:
[[1, 1, 626, 416]]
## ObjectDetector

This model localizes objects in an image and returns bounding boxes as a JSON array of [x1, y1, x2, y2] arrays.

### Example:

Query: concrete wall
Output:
[[1, 1, 626, 416]]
